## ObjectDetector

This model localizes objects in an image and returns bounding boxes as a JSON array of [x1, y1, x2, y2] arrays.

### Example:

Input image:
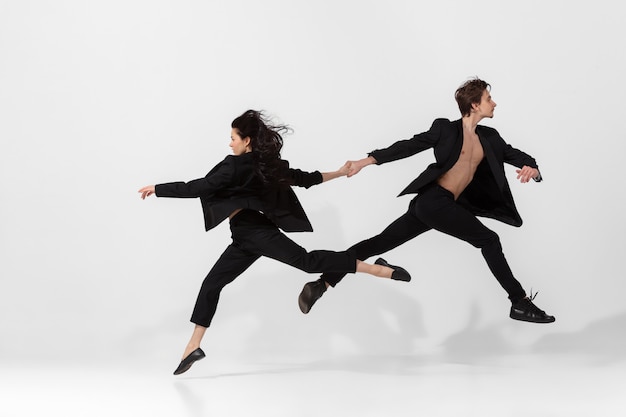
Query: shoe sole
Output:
[[509, 314, 556, 324]]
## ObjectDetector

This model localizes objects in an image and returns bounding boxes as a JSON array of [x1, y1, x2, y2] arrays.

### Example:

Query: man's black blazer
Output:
[[154, 152, 323, 232], [368, 118, 541, 227]]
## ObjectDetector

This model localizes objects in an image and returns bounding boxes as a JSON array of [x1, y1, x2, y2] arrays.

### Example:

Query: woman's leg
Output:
[[297, 206, 428, 313], [320, 205, 431, 287], [241, 225, 403, 278], [355, 259, 392, 278], [181, 324, 207, 360], [182, 243, 260, 359], [298, 260, 400, 303]]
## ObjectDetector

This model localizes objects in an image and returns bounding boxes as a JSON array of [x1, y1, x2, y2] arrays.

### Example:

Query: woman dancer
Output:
[[139, 110, 410, 375]]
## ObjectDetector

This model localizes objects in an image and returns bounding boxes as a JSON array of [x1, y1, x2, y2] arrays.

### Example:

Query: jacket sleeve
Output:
[[489, 129, 543, 182], [368, 118, 444, 164], [276, 159, 323, 189], [503, 143, 543, 182], [154, 156, 235, 198], [502, 143, 538, 169], [286, 167, 323, 189]]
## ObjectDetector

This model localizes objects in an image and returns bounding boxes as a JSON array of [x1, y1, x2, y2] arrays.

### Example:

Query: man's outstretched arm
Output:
[[346, 156, 378, 177]]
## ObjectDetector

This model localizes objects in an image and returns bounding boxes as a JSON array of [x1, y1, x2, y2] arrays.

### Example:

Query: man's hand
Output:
[[515, 166, 540, 183], [138, 185, 156, 199], [337, 161, 351, 177], [347, 156, 377, 178]]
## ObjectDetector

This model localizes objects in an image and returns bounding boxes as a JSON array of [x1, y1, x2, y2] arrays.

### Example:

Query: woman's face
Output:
[[230, 128, 251, 155]]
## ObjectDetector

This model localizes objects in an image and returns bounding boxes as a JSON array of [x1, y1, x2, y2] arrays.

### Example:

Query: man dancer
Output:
[[299, 78, 555, 323]]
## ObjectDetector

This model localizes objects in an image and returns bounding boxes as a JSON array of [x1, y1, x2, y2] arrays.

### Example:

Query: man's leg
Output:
[[414, 185, 554, 323]]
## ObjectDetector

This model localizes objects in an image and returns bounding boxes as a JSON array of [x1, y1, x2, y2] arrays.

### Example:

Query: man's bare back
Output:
[[437, 125, 484, 199]]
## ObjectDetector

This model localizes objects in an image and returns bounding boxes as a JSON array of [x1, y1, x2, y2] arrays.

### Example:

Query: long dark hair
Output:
[[231, 110, 292, 185]]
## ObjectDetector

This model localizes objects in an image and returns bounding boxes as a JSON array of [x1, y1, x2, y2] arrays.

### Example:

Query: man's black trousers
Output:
[[321, 184, 527, 303]]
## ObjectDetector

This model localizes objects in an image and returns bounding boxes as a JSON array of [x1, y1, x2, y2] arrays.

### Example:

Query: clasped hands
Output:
[[338, 156, 376, 178]]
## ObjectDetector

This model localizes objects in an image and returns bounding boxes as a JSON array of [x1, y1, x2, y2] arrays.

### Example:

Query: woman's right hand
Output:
[[338, 161, 351, 176]]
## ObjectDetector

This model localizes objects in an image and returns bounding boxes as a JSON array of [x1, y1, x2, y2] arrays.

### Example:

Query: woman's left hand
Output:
[[138, 185, 156, 199]]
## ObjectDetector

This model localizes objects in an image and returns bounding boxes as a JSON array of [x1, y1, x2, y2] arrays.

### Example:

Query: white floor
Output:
[[3, 352, 624, 417]]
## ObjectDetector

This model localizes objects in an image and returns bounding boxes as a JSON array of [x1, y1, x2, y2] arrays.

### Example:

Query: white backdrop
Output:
[[1, 0, 625, 368]]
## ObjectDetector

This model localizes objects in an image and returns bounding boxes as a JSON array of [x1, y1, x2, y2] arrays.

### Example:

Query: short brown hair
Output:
[[455, 78, 491, 117]]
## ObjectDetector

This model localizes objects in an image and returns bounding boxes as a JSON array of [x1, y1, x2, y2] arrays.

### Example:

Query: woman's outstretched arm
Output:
[[320, 161, 351, 182], [289, 161, 350, 188]]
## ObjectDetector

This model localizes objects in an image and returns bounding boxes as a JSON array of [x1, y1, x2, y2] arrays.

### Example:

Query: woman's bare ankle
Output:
[[182, 344, 200, 359], [380, 265, 392, 278]]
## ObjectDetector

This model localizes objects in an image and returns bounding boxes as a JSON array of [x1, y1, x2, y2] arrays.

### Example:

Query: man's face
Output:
[[473, 89, 497, 118]]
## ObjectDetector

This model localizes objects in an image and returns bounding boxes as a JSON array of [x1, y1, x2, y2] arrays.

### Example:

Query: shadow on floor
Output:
[[439, 306, 626, 366]]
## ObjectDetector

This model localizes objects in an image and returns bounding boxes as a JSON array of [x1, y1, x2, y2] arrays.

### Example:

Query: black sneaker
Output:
[[298, 279, 327, 314], [510, 292, 555, 323], [375, 258, 411, 282]]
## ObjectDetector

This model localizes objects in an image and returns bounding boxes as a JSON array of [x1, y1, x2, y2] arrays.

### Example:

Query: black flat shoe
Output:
[[375, 258, 411, 282], [298, 279, 327, 314], [173, 347, 206, 375]]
